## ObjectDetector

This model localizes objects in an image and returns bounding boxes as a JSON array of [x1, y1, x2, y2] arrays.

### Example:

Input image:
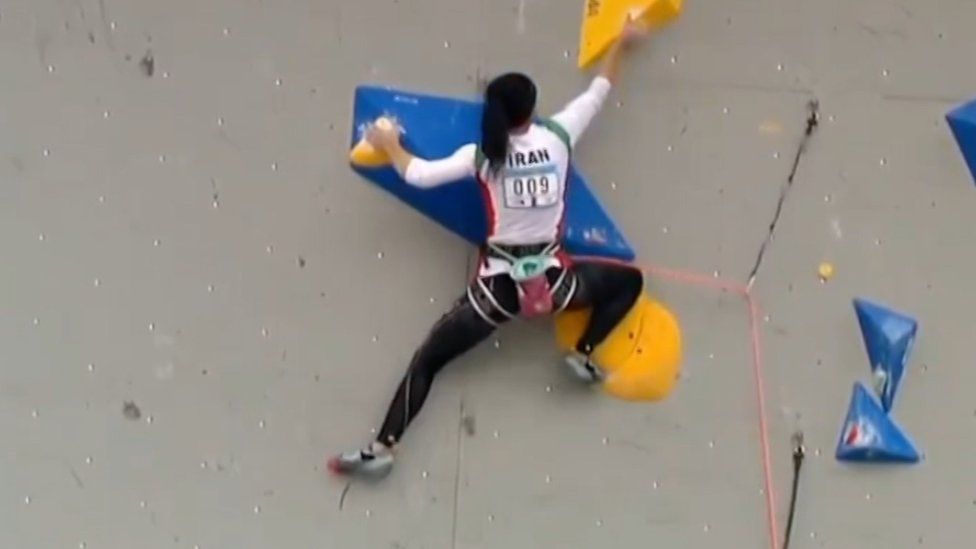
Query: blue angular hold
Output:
[[946, 98, 976, 186], [853, 297, 918, 413], [836, 382, 920, 464], [349, 85, 636, 261]]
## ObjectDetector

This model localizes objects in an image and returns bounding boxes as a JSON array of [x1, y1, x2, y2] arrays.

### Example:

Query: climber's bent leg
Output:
[[562, 260, 644, 382], [570, 260, 644, 353]]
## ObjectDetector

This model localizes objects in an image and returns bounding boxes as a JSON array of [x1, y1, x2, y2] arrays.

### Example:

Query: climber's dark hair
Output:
[[480, 73, 537, 173]]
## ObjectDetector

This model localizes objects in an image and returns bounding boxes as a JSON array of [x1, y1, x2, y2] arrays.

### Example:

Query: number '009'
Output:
[[512, 177, 550, 196]]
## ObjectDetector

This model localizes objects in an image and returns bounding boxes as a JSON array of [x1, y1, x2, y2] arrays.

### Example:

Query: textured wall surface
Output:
[[2, 1, 975, 548]]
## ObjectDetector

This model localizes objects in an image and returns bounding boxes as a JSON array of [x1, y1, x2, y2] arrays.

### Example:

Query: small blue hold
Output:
[[836, 382, 920, 464], [853, 297, 918, 413], [946, 98, 976, 186]]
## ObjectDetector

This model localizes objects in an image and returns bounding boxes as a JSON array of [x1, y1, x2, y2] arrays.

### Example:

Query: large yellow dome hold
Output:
[[555, 291, 682, 401]]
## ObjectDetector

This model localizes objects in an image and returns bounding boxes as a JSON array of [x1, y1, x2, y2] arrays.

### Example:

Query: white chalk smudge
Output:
[[155, 361, 175, 380], [516, 0, 526, 35], [153, 334, 175, 348], [830, 218, 843, 239]]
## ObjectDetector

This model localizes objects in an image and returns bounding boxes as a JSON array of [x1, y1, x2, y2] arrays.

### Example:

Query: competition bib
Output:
[[502, 168, 560, 209]]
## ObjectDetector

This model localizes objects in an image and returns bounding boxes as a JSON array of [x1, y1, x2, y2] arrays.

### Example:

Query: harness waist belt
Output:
[[485, 241, 560, 262]]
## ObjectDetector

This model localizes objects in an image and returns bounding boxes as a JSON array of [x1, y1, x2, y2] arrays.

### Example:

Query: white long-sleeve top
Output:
[[402, 76, 612, 247]]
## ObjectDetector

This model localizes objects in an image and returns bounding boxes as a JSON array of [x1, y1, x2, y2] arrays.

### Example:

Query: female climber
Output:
[[329, 19, 649, 478]]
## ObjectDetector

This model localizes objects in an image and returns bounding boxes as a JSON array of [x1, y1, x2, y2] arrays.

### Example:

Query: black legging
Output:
[[376, 260, 644, 446]]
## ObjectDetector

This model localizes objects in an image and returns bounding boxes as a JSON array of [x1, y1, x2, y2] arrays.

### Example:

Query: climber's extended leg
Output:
[[327, 275, 518, 478]]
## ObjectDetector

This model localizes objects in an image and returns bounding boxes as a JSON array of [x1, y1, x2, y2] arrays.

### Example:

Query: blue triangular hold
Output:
[[946, 99, 976, 186], [836, 382, 920, 463], [853, 297, 918, 413], [349, 85, 636, 261]]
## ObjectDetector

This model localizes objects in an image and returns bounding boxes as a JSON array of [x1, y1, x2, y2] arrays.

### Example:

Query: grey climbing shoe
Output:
[[327, 442, 394, 479], [564, 352, 605, 384]]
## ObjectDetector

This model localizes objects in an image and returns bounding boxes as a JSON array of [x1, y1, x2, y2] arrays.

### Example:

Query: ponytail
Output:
[[479, 73, 538, 174], [481, 96, 510, 173]]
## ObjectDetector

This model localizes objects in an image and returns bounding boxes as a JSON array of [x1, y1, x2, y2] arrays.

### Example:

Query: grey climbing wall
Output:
[[2, 1, 975, 548]]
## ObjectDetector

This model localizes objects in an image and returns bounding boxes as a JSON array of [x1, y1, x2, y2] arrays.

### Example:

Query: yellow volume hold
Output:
[[578, 0, 684, 69]]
